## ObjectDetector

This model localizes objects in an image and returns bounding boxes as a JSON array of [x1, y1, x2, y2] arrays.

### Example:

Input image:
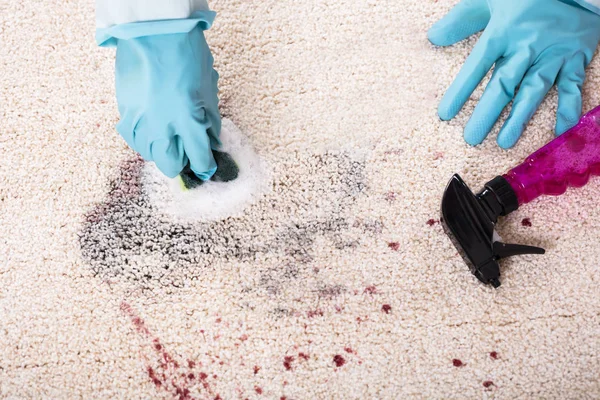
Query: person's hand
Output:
[[115, 24, 221, 179], [428, 0, 600, 148]]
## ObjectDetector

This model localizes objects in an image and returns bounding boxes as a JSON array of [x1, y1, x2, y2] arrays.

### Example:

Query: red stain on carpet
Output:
[[120, 301, 217, 400], [452, 359, 464, 367], [147, 367, 162, 387], [333, 355, 346, 367], [307, 309, 324, 318], [483, 380, 495, 389], [490, 351, 498, 360], [364, 286, 377, 295], [521, 218, 532, 227], [388, 242, 400, 251], [283, 356, 294, 371], [382, 304, 392, 314]]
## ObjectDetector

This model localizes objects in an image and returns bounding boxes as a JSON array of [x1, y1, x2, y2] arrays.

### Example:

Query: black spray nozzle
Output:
[[440, 174, 545, 288]]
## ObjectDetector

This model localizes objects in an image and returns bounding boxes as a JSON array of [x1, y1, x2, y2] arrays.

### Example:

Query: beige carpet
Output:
[[1, 0, 600, 398]]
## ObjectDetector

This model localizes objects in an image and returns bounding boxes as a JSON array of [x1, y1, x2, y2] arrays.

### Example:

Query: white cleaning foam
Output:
[[141, 119, 271, 222]]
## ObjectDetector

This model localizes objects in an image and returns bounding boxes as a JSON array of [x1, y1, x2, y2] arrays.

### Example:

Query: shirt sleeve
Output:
[[96, 0, 211, 28], [95, 0, 215, 47]]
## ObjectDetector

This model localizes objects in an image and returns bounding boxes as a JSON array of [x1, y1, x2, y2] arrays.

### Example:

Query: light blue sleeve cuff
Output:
[[573, 0, 600, 15], [96, 10, 216, 47]]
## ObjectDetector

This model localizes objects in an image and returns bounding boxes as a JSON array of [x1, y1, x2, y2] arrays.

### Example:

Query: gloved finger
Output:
[[438, 31, 502, 121], [150, 136, 188, 178], [181, 121, 217, 181], [462, 53, 530, 145], [428, 0, 491, 47], [497, 58, 563, 149], [116, 112, 142, 152], [556, 52, 586, 135]]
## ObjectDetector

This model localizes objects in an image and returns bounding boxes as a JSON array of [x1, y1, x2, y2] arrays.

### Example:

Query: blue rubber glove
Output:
[[428, 0, 600, 148], [115, 24, 221, 179]]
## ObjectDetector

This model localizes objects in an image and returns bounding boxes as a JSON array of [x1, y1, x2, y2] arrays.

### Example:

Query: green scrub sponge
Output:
[[177, 150, 240, 191]]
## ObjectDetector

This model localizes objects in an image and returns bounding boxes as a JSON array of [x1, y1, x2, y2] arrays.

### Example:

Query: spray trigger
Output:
[[493, 242, 545, 260], [441, 174, 545, 288]]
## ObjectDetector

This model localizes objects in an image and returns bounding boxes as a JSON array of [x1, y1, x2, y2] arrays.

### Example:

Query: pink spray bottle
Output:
[[441, 105, 600, 288]]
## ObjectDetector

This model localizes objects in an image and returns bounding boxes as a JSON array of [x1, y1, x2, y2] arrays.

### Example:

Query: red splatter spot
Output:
[[388, 242, 400, 251], [427, 219, 438, 226], [215, 318, 222, 323], [215, 396, 222, 400], [253, 365, 260, 375], [344, 347, 354, 354], [147, 367, 162, 387], [335, 305, 343, 313], [239, 334, 248, 341], [307, 309, 324, 318], [188, 373, 195, 380], [364, 286, 377, 295], [122, 302, 205, 399], [385, 192, 397, 202], [175, 387, 191, 400], [521, 218, 532, 227], [120, 302, 151, 336], [490, 351, 498, 360], [280, 397, 287, 400], [199, 372, 208, 380], [188, 360, 196, 369], [333, 355, 346, 367], [213, 374, 217, 379], [298, 352, 310, 360], [283, 356, 294, 371], [255, 386, 263, 395], [452, 359, 464, 367], [382, 304, 392, 314], [483, 381, 495, 388]]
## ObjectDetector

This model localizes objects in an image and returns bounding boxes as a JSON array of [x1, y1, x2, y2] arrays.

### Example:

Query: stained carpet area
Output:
[[1, 0, 600, 399]]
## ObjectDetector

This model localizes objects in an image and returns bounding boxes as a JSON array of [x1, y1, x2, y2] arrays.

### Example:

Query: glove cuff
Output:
[[571, 0, 600, 15], [96, 10, 216, 47]]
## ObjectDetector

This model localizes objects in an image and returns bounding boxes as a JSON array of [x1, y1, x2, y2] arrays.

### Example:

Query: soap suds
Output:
[[142, 119, 271, 222]]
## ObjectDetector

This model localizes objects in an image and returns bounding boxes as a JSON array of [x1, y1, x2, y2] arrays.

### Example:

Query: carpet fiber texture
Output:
[[1, 0, 600, 399]]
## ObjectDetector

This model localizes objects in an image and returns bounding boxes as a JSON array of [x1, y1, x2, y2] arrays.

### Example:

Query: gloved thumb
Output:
[[427, 0, 491, 47]]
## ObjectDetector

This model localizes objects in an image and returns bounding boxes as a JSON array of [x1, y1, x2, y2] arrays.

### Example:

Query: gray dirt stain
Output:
[[79, 152, 375, 305]]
